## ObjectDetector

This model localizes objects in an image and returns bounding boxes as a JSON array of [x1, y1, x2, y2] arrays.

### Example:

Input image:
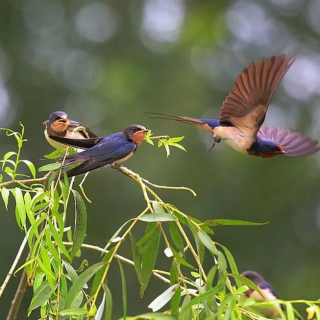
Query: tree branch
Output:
[[0, 172, 52, 189], [6, 270, 27, 320]]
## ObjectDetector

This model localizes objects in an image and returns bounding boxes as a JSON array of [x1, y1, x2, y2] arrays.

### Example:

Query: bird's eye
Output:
[[133, 127, 140, 132], [55, 116, 61, 121]]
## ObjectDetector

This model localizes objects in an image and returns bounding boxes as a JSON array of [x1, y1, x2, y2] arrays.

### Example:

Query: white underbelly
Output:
[[213, 127, 253, 153]]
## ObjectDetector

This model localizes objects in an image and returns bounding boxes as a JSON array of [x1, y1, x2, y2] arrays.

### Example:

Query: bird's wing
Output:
[[219, 55, 294, 137], [257, 127, 320, 157], [64, 140, 136, 177], [49, 135, 102, 149], [68, 120, 99, 138]]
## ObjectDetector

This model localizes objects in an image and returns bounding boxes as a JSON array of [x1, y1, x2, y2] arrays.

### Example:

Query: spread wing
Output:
[[257, 127, 320, 157], [219, 55, 294, 137], [62, 140, 136, 177]]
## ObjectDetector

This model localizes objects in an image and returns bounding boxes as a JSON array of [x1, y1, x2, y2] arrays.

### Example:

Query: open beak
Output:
[[57, 118, 69, 124], [279, 145, 287, 154]]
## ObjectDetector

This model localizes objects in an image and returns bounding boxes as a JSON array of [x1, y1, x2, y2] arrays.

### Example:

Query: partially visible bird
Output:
[[241, 270, 282, 318], [49, 124, 148, 177], [43, 111, 98, 150], [149, 55, 320, 158]]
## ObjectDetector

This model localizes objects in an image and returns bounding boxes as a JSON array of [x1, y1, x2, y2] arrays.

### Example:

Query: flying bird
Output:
[[241, 270, 282, 318], [49, 124, 148, 177], [43, 111, 98, 150], [149, 55, 319, 158]]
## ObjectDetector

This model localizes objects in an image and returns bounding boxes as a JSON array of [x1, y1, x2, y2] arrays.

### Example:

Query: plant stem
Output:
[[0, 235, 28, 298], [0, 172, 52, 189], [6, 270, 27, 320]]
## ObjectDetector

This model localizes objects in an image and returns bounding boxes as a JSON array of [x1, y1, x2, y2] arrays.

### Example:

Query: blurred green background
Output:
[[1, 0, 320, 318]]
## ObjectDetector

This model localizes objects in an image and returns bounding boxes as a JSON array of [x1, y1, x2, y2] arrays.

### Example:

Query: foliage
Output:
[[0, 125, 319, 320]]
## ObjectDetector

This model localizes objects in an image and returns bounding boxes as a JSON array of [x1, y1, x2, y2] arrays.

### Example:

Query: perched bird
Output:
[[43, 111, 98, 150], [241, 270, 282, 318], [149, 55, 320, 158], [49, 124, 148, 177]]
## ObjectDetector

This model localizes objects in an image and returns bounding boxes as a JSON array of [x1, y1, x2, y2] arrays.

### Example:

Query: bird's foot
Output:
[[206, 138, 221, 154]]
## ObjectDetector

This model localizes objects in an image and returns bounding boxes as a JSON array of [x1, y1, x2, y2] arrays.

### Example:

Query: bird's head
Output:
[[46, 111, 69, 133], [248, 140, 286, 158], [124, 124, 149, 145], [241, 271, 265, 286]]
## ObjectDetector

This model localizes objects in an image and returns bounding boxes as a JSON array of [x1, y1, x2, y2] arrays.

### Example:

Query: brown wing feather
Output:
[[258, 127, 320, 157], [219, 55, 295, 136]]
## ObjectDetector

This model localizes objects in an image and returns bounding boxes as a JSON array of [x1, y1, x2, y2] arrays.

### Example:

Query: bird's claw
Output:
[[206, 138, 221, 154]]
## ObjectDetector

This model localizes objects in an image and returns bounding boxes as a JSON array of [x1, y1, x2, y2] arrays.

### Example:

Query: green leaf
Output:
[[121, 313, 175, 320], [70, 190, 87, 260], [170, 246, 194, 269], [206, 265, 218, 311], [197, 229, 218, 255], [48, 221, 71, 261], [148, 284, 180, 312], [170, 261, 181, 316], [286, 302, 295, 320], [117, 259, 127, 320], [169, 222, 184, 251], [20, 160, 36, 178], [103, 284, 113, 320], [178, 295, 191, 320], [14, 187, 26, 230], [44, 149, 66, 159], [1, 187, 9, 210], [139, 213, 176, 222], [179, 284, 225, 319], [187, 220, 206, 263], [130, 233, 143, 286], [59, 308, 87, 316], [231, 274, 263, 298], [38, 162, 61, 172], [151, 201, 165, 213], [136, 224, 161, 254], [29, 281, 54, 311], [218, 244, 240, 286], [140, 223, 161, 297], [2, 151, 16, 169], [202, 219, 269, 227], [91, 249, 115, 296], [64, 262, 107, 309]]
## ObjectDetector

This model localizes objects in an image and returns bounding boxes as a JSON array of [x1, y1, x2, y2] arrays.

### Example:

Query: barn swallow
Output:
[[43, 111, 98, 150], [49, 124, 148, 177], [149, 55, 320, 158], [241, 271, 282, 318]]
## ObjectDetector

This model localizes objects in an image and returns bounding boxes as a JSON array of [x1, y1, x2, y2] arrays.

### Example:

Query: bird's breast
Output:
[[213, 126, 254, 154]]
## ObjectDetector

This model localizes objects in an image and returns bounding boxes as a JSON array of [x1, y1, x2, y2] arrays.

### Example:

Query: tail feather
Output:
[[147, 112, 218, 132], [66, 160, 106, 177]]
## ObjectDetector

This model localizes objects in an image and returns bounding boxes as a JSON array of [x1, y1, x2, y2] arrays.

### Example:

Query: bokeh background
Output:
[[1, 0, 320, 318]]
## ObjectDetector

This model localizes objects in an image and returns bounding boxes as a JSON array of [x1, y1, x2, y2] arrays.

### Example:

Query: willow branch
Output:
[[0, 235, 28, 298], [63, 242, 197, 289], [6, 270, 27, 320], [0, 171, 52, 189]]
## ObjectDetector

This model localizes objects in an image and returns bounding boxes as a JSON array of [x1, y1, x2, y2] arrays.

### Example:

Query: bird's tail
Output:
[[147, 112, 219, 132], [58, 153, 87, 169]]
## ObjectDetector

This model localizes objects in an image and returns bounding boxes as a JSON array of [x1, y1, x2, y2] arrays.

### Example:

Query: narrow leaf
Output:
[[139, 213, 176, 222], [1, 187, 9, 210], [203, 219, 268, 227], [64, 262, 107, 309], [140, 223, 161, 296], [38, 162, 61, 172], [70, 190, 87, 260], [29, 281, 54, 311], [197, 230, 218, 255], [148, 284, 180, 312], [117, 259, 127, 320], [21, 160, 36, 178], [14, 187, 26, 230], [59, 308, 87, 316], [103, 284, 113, 320]]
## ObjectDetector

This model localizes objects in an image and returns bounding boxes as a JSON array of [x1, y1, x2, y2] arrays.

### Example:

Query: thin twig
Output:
[[111, 164, 196, 196], [0, 172, 52, 189], [0, 235, 28, 298], [63, 242, 197, 289], [6, 270, 27, 320]]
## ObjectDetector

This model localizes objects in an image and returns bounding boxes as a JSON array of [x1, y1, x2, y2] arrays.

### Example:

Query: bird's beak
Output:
[[279, 145, 287, 154], [57, 118, 69, 124], [142, 128, 149, 133]]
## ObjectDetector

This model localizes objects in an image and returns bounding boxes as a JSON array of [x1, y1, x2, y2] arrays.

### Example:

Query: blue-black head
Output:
[[247, 140, 286, 158]]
